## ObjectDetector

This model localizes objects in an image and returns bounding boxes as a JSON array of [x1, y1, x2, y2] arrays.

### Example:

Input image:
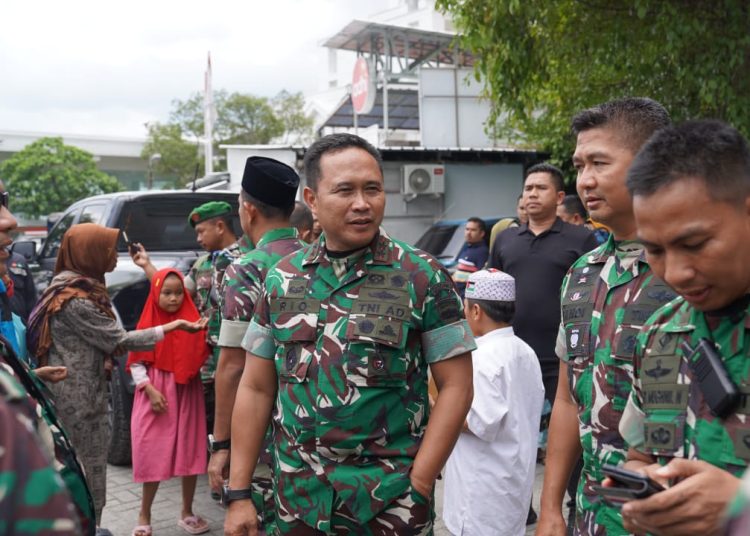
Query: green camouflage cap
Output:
[[189, 201, 232, 227]]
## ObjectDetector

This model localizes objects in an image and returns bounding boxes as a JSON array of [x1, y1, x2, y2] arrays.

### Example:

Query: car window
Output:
[[40, 209, 79, 259], [79, 203, 107, 225], [415, 224, 459, 258], [115, 197, 240, 252]]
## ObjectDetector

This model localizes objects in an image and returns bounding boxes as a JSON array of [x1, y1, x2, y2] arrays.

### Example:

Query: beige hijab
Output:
[[54, 223, 119, 283]]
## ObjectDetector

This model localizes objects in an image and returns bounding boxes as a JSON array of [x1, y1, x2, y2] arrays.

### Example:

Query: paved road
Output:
[[101, 463, 546, 535]]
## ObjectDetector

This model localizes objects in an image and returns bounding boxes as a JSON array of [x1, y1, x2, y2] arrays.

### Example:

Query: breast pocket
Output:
[[270, 298, 320, 384], [344, 314, 409, 388]]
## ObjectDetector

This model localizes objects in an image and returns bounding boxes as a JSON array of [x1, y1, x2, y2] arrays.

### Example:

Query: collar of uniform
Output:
[[518, 216, 563, 236], [302, 228, 394, 267], [658, 298, 696, 333], [255, 227, 298, 250]]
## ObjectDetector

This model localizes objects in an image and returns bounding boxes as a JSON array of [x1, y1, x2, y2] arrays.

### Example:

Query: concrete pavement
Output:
[[101, 463, 546, 535]]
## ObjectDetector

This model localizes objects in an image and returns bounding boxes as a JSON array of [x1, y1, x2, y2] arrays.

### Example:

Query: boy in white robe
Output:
[[443, 269, 545, 536]]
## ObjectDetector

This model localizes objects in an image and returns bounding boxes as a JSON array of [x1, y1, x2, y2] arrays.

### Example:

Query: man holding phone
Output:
[[617, 120, 750, 535], [537, 98, 673, 536]]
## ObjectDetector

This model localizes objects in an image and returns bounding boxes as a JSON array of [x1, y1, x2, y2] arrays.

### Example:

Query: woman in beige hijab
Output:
[[27, 223, 205, 534]]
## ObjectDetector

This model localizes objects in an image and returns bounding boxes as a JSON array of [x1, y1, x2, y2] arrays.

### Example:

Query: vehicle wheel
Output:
[[107, 362, 133, 466]]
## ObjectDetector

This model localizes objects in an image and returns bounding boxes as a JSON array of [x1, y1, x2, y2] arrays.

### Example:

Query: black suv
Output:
[[16, 190, 240, 465]]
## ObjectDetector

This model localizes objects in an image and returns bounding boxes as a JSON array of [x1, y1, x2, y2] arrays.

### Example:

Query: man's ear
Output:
[[303, 187, 317, 218], [556, 190, 566, 205]]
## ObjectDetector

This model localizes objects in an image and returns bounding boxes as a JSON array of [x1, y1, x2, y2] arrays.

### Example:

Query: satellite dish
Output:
[[409, 168, 432, 193]]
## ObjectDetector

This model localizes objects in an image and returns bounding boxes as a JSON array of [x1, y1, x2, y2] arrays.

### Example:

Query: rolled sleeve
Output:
[[555, 323, 568, 361], [421, 319, 476, 364], [241, 321, 276, 359], [218, 319, 250, 348]]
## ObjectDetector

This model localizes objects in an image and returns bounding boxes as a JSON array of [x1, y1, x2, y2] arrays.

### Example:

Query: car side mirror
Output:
[[11, 241, 36, 262]]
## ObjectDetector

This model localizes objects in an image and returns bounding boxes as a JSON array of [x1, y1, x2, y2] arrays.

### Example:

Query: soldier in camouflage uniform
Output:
[[224, 134, 475, 536], [725, 469, 750, 535], [0, 366, 80, 534], [209, 157, 305, 526], [184, 202, 242, 380], [537, 98, 673, 536], [614, 121, 750, 535]]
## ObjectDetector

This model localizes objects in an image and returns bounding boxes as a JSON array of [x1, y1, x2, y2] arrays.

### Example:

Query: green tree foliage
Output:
[[141, 123, 203, 186], [146, 90, 314, 185], [273, 90, 317, 144], [0, 137, 122, 218], [437, 0, 750, 170]]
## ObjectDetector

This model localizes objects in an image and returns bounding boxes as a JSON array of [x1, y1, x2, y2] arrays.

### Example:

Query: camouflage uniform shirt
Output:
[[557, 236, 676, 536], [243, 231, 476, 533], [0, 365, 79, 534], [218, 228, 305, 348], [186, 235, 253, 380], [621, 295, 750, 476], [725, 468, 750, 534], [0, 337, 95, 535]]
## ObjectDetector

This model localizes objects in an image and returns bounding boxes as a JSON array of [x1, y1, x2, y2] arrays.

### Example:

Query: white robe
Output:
[[443, 326, 545, 536]]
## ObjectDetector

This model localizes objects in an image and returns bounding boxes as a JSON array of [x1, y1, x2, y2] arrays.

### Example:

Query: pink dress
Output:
[[130, 366, 206, 482]]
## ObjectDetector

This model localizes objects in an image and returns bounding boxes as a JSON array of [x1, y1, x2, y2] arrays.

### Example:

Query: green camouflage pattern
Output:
[[0, 365, 80, 534], [243, 231, 475, 533], [725, 468, 750, 535], [622, 295, 750, 478], [219, 228, 305, 348], [188, 235, 253, 381], [0, 339, 95, 535], [558, 236, 677, 536]]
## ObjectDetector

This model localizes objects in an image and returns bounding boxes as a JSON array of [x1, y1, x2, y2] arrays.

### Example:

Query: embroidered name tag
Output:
[[642, 384, 689, 410], [270, 299, 321, 314]]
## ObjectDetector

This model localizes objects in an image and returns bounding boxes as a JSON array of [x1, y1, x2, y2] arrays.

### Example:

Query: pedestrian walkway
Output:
[[102, 463, 544, 535]]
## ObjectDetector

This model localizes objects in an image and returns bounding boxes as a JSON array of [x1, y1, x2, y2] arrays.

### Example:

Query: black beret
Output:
[[241, 156, 299, 209]]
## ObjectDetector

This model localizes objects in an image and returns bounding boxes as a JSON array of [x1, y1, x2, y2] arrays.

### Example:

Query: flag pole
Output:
[[204, 52, 214, 175]]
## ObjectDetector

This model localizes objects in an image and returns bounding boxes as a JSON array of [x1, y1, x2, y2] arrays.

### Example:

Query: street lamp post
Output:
[[147, 153, 161, 190]]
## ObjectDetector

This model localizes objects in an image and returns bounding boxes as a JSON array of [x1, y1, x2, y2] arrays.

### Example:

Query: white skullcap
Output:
[[465, 269, 515, 302]]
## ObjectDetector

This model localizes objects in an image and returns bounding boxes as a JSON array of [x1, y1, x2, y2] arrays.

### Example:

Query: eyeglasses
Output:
[[0, 192, 8, 210]]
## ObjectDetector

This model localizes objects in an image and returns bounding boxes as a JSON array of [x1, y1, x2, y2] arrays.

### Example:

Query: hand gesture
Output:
[[179, 317, 209, 333], [224, 501, 259, 536], [145, 385, 168, 414], [208, 450, 230, 493], [34, 366, 68, 383], [130, 243, 150, 268], [620, 459, 741, 535]]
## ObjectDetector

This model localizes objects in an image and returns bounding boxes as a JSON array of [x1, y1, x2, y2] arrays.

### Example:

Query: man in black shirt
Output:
[[490, 163, 598, 405]]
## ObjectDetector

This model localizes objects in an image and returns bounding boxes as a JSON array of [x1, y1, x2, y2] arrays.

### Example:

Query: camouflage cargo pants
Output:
[[272, 485, 433, 536]]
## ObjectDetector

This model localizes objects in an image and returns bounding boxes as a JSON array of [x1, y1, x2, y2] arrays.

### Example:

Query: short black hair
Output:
[[240, 189, 294, 220], [290, 201, 313, 231], [204, 214, 236, 236], [627, 119, 750, 206], [466, 299, 515, 324], [466, 216, 487, 235], [561, 194, 587, 219], [303, 133, 383, 191], [525, 163, 565, 192], [571, 97, 670, 154]]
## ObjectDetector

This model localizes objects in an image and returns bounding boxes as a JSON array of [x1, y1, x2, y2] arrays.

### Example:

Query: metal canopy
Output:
[[323, 88, 419, 130], [323, 20, 474, 78]]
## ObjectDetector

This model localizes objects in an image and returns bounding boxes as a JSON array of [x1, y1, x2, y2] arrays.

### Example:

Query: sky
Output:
[[0, 0, 394, 139]]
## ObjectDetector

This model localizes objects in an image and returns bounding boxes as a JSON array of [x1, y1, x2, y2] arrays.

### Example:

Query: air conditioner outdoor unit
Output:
[[401, 165, 445, 196]]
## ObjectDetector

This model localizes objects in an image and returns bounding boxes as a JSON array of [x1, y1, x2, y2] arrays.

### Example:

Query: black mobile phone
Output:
[[122, 231, 139, 256], [591, 464, 665, 507]]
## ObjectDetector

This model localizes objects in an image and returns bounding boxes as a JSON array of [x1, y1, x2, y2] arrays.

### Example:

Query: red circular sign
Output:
[[351, 57, 375, 115]]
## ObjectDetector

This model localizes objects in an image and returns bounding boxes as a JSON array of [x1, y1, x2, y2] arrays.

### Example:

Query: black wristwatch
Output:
[[207, 434, 230, 453], [221, 484, 253, 506]]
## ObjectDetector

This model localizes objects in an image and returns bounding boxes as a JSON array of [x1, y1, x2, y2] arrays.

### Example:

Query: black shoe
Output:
[[526, 506, 538, 526]]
